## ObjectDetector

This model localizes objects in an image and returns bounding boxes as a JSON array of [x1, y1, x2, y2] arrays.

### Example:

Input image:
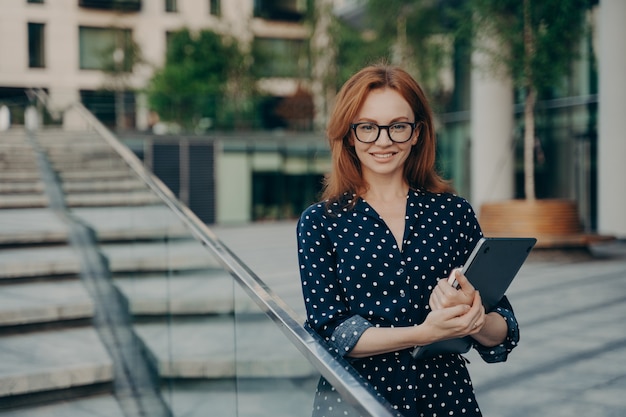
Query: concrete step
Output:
[[59, 170, 138, 181], [48, 158, 130, 171], [72, 206, 189, 241], [163, 378, 317, 417], [0, 206, 192, 246], [62, 179, 147, 193], [100, 240, 221, 274], [0, 172, 41, 182], [0, 239, 219, 280], [0, 394, 125, 417], [0, 246, 81, 280], [0, 208, 68, 245], [0, 195, 48, 209], [0, 280, 93, 327], [65, 191, 161, 207], [0, 327, 113, 398], [114, 270, 238, 316], [0, 182, 44, 194], [0, 160, 38, 170], [135, 315, 316, 379]]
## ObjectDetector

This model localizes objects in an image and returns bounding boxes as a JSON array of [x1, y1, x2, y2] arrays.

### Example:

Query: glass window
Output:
[[254, 0, 307, 21], [209, 0, 221, 16], [79, 26, 133, 71], [165, 0, 177, 12], [78, 0, 141, 11], [28, 23, 45, 68], [252, 37, 309, 78]]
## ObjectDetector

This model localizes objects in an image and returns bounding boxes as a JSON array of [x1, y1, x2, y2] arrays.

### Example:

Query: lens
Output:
[[389, 123, 412, 142], [355, 123, 378, 142]]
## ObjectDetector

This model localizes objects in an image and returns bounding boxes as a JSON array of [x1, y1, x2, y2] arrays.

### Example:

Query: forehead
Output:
[[357, 88, 413, 121]]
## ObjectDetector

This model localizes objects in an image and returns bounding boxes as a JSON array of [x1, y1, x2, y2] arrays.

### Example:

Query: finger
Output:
[[438, 276, 460, 296], [443, 303, 471, 319], [446, 268, 462, 287], [429, 289, 445, 310], [455, 270, 476, 294]]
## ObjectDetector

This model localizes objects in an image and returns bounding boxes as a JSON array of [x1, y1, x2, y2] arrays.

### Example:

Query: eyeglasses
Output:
[[350, 122, 418, 143]]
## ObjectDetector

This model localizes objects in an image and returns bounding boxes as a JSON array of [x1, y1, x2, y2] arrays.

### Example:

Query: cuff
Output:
[[474, 305, 520, 363], [328, 315, 373, 356]]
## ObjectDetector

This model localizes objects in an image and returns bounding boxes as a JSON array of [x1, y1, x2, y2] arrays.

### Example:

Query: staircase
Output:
[[0, 127, 318, 417]]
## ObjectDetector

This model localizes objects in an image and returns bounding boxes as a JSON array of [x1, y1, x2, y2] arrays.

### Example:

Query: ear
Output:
[[411, 124, 422, 146], [411, 131, 419, 146]]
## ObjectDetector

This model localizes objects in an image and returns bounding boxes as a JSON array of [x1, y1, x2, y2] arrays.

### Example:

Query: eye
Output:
[[390, 123, 409, 132], [357, 123, 376, 133]]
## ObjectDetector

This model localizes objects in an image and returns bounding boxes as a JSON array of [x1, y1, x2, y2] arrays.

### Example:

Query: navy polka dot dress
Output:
[[297, 190, 520, 417]]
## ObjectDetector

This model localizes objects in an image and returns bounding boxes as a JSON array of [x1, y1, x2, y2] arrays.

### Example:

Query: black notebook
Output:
[[411, 237, 536, 359]]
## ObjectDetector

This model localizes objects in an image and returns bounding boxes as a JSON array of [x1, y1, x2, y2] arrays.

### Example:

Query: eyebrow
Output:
[[353, 116, 412, 124]]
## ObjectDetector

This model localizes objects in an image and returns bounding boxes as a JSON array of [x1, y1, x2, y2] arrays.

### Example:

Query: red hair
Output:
[[322, 64, 453, 204]]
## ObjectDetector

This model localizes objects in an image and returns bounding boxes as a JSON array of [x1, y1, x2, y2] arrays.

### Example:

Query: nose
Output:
[[376, 127, 393, 144]]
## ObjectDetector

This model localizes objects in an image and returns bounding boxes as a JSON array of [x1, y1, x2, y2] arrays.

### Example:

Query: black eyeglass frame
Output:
[[350, 122, 418, 143]]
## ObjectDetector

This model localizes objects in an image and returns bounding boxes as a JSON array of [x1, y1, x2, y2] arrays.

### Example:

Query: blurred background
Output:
[[1, 0, 623, 237], [1, 1, 625, 416]]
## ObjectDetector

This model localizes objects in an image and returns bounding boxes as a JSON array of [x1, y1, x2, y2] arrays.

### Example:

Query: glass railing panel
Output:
[[233, 282, 319, 417]]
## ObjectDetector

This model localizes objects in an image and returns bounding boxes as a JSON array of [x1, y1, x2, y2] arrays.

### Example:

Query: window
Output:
[[254, 0, 307, 21], [252, 37, 309, 78], [165, 0, 177, 12], [209, 0, 220, 16], [78, 0, 141, 12], [79, 26, 133, 71], [28, 23, 45, 68], [80, 89, 136, 128]]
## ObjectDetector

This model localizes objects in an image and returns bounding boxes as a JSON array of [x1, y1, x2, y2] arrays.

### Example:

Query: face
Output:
[[351, 88, 418, 182]]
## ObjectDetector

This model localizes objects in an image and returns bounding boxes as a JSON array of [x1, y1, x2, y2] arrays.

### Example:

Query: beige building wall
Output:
[[598, 0, 626, 237], [0, 0, 309, 117]]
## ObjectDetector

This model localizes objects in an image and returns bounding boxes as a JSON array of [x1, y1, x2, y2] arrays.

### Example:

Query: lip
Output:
[[370, 152, 397, 159]]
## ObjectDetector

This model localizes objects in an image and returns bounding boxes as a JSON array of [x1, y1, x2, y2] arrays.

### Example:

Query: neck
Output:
[[362, 180, 409, 203]]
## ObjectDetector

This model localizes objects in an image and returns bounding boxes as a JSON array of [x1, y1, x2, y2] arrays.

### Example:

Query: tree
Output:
[[364, 0, 462, 110], [146, 28, 246, 131], [467, 0, 589, 201]]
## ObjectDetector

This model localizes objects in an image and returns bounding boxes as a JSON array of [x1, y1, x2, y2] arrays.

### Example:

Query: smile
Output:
[[370, 152, 396, 159]]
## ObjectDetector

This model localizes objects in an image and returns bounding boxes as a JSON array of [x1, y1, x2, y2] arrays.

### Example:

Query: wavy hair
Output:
[[321, 64, 453, 205]]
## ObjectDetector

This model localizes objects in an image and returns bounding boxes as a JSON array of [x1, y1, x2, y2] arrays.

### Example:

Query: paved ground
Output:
[[215, 221, 626, 417]]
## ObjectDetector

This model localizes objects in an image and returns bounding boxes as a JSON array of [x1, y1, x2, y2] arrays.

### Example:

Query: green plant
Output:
[[146, 28, 247, 131]]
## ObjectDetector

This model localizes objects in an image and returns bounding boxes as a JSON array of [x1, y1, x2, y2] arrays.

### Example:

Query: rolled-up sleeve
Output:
[[473, 296, 520, 363], [329, 315, 373, 356]]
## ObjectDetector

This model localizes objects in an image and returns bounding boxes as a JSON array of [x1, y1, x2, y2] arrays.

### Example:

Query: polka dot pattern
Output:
[[297, 190, 520, 416]]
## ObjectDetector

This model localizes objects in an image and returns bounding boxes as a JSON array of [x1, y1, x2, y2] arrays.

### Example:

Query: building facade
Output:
[[2, 0, 624, 237], [0, 0, 311, 129]]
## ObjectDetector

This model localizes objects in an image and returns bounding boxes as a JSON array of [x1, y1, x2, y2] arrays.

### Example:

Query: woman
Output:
[[297, 65, 519, 416]]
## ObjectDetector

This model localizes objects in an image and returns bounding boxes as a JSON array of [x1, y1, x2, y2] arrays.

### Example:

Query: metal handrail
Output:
[[34, 93, 399, 417]]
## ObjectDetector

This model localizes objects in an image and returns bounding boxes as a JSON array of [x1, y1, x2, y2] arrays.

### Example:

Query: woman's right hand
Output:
[[422, 290, 486, 343]]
